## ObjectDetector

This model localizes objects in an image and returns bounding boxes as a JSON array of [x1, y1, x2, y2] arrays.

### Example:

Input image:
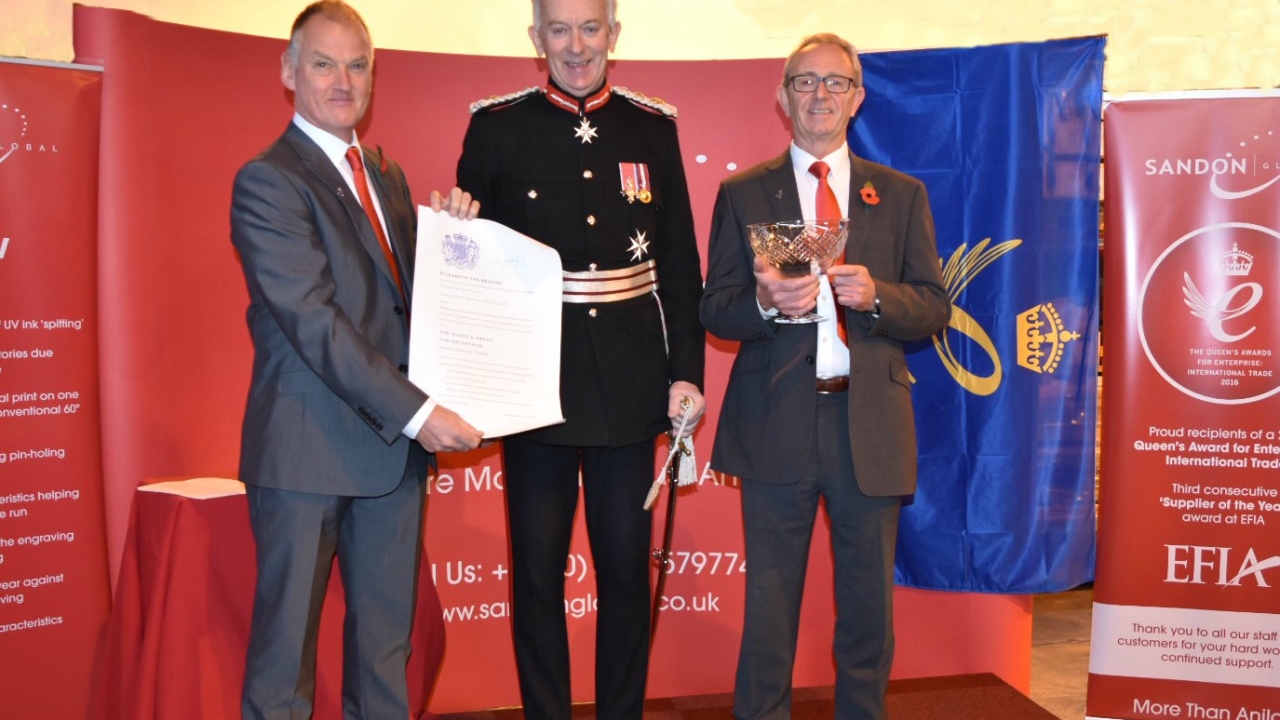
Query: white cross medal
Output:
[[574, 117, 599, 144]]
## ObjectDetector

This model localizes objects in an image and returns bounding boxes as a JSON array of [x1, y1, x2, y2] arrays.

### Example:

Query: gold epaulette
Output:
[[612, 86, 678, 118], [469, 86, 543, 114]]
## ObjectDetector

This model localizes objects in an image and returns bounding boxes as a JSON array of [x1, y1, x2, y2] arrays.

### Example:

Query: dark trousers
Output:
[[242, 470, 425, 720], [733, 393, 901, 720], [502, 436, 656, 720]]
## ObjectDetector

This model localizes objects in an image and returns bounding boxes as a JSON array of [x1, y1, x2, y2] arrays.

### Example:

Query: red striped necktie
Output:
[[346, 146, 406, 305]]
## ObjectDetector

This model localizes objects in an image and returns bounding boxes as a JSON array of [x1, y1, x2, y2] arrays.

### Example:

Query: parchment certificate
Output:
[[409, 209, 565, 438]]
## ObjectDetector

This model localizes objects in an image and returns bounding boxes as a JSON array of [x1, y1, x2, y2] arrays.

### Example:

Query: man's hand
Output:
[[428, 187, 480, 219], [415, 405, 482, 452], [753, 257, 819, 316], [827, 263, 877, 312], [668, 381, 705, 438]]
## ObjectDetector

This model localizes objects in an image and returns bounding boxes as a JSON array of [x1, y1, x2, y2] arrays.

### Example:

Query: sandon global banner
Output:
[[1087, 92, 1280, 720], [0, 58, 110, 720]]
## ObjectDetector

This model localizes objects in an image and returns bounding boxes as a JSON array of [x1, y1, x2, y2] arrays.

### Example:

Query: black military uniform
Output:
[[457, 79, 704, 720]]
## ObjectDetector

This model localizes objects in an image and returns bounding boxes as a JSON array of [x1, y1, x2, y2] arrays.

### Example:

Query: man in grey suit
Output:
[[230, 2, 482, 717], [700, 33, 950, 720]]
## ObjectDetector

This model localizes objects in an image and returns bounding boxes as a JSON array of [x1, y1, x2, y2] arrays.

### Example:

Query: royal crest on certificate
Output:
[[409, 209, 565, 438]]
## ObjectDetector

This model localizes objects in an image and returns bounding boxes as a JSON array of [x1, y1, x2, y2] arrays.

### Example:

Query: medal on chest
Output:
[[627, 229, 650, 261], [619, 162, 652, 204], [574, 117, 599, 144]]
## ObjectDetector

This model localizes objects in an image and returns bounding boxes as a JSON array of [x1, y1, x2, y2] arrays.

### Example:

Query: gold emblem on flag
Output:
[[1017, 302, 1081, 374]]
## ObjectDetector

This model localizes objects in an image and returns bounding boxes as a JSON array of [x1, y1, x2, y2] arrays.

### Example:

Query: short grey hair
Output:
[[531, 0, 617, 30], [782, 33, 862, 89], [286, 0, 372, 62]]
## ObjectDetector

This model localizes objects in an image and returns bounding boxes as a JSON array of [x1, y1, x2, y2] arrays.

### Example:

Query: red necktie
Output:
[[809, 160, 842, 221], [346, 146, 406, 305], [809, 160, 847, 342]]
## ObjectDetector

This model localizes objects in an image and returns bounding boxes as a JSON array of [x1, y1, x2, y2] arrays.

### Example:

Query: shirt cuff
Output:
[[402, 398, 438, 439]]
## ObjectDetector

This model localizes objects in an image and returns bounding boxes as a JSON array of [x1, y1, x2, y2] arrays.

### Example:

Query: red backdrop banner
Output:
[[0, 59, 110, 720], [71, 7, 1031, 716], [1088, 93, 1280, 719]]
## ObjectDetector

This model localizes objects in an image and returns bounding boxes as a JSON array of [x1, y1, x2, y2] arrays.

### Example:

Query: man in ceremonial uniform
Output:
[[700, 34, 950, 720], [455, 1, 705, 718]]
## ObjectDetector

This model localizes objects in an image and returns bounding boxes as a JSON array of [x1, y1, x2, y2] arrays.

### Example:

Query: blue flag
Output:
[[850, 37, 1105, 593]]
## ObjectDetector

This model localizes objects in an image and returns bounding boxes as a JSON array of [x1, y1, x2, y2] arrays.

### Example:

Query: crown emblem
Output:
[[1220, 242, 1253, 276], [1017, 302, 1081, 374], [441, 233, 479, 270]]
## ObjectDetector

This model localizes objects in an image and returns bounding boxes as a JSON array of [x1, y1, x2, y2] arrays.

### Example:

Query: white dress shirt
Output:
[[788, 141, 851, 379]]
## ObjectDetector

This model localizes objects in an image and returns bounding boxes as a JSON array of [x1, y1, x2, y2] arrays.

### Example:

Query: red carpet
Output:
[[435, 673, 1059, 720]]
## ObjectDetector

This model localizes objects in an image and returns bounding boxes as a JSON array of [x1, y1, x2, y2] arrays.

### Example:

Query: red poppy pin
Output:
[[860, 180, 880, 206]]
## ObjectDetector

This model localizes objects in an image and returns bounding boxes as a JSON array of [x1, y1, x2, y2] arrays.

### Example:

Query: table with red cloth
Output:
[[92, 477, 445, 720]]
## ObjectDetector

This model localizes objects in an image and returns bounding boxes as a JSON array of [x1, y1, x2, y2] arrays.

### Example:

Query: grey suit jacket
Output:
[[700, 150, 949, 496], [231, 123, 429, 497]]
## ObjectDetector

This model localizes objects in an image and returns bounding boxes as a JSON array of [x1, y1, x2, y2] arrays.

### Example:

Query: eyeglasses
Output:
[[786, 74, 857, 93]]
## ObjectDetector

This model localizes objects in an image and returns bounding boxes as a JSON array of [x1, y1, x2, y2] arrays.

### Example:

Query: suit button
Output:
[[587, 215, 596, 225], [805, 355, 814, 365], [394, 306, 404, 315], [589, 308, 598, 317], [753, 332, 767, 340], [399, 364, 408, 373], [583, 170, 593, 179]]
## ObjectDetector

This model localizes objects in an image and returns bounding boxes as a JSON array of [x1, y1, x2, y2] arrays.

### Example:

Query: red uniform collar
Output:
[[544, 81, 612, 115]]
